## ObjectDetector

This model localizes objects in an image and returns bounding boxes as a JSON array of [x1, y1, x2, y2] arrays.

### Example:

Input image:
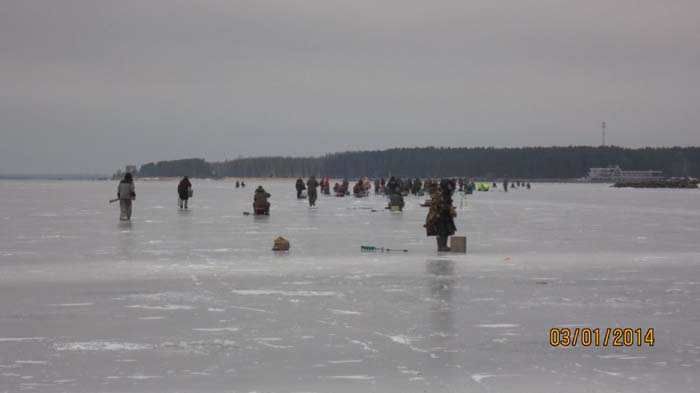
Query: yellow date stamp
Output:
[[550, 328, 655, 347]]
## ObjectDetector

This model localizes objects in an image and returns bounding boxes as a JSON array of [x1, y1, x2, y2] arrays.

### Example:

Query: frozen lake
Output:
[[1, 179, 699, 392]]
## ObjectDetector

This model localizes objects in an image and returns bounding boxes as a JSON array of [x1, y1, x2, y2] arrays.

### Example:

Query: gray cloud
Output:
[[1, 0, 699, 174]]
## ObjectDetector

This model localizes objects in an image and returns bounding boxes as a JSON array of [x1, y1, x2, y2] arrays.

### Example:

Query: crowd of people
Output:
[[116, 173, 532, 251]]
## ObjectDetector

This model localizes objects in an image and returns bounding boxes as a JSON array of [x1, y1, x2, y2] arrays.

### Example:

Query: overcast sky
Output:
[[1, 0, 699, 174]]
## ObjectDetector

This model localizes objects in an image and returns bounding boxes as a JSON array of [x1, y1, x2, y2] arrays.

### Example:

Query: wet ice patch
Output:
[[54, 341, 153, 352], [328, 309, 362, 315], [160, 339, 238, 354], [252, 337, 293, 349], [346, 338, 378, 353], [193, 327, 240, 332], [470, 298, 498, 302], [377, 333, 427, 353], [594, 368, 622, 377], [229, 305, 273, 313], [397, 365, 423, 377], [127, 375, 162, 380], [475, 324, 519, 328], [126, 304, 195, 311], [231, 290, 340, 297], [598, 354, 647, 360], [472, 374, 520, 384], [192, 248, 232, 253], [318, 375, 375, 380], [0, 337, 46, 342], [48, 303, 94, 307]]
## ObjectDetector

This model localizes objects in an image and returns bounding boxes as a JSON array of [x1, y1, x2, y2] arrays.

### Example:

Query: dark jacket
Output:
[[254, 187, 271, 208], [296, 178, 306, 191], [178, 178, 192, 199], [307, 177, 319, 194]]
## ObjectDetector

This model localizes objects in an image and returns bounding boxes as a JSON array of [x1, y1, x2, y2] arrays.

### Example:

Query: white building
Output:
[[586, 165, 663, 182]]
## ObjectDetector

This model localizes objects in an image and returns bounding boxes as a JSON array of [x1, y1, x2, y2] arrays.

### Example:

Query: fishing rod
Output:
[[361, 246, 408, 253]]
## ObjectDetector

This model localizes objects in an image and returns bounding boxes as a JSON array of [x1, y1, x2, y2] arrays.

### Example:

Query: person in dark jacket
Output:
[[178, 176, 192, 209], [412, 177, 423, 195], [295, 178, 306, 199], [117, 173, 136, 220], [307, 176, 319, 206], [424, 179, 457, 252], [386, 176, 399, 195], [253, 186, 271, 215]]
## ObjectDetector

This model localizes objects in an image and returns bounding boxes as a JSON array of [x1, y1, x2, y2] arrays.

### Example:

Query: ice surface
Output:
[[1, 179, 699, 392]]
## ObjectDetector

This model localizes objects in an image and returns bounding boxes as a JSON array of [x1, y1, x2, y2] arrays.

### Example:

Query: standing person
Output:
[[235, 180, 240, 188], [413, 177, 423, 195], [253, 185, 271, 215], [178, 176, 192, 209], [503, 179, 509, 193], [386, 176, 399, 195], [424, 179, 457, 252], [117, 173, 136, 221], [307, 176, 319, 206], [295, 178, 306, 199]]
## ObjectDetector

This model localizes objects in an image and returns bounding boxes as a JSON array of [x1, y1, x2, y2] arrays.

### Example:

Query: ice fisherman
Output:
[[178, 176, 192, 209], [340, 178, 349, 196], [424, 179, 457, 252], [386, 176, 400, 195], [307, 176, 319, 206], [412, 177, 423, 195], [117, 173, 136, 220], [253, 185, 271, 215], [295, 178, 306, 199]]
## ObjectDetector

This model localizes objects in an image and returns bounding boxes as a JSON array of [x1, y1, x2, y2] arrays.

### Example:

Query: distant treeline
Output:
[[135, 146, 700, 179], [138, 158, 213, 178]]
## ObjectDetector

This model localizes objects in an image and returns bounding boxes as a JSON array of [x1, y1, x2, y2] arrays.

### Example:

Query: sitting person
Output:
[[253, 186, 271, 215], [387, 192, 405, 211]]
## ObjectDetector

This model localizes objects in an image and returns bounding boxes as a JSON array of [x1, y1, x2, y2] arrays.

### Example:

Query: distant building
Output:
[[584, 165, 663, 183]]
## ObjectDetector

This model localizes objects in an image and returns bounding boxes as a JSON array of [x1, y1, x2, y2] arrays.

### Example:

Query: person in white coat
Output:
[[117, 173, 136, 220]]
